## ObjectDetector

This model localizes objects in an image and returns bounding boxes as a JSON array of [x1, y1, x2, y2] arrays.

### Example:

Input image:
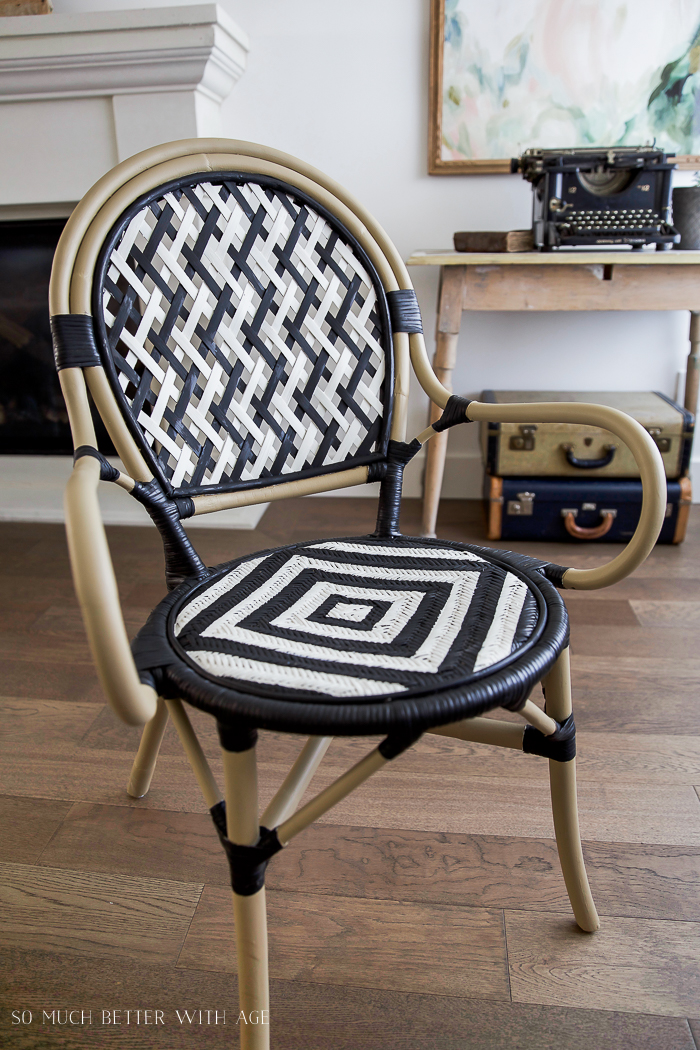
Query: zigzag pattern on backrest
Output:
[[95, 174, 391, 495]]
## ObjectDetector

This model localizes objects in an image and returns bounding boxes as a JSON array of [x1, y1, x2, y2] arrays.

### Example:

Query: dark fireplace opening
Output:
[[0, 219, 114, 455]]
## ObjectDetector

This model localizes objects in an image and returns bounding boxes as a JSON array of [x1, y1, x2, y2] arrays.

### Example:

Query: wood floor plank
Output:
[[384, 730, 700, 785], [0, 698, 100, 747], [0, 634, 93, 664], [0, 747, 216, 811], [39, 803, 227, 886], [35, 700, 700, 786], [561, 576, 700, 600], [630, 600, 700, 627], [29, 605, 151, 641], [0, 664, 103, 703], [121, 580, 170, 608], [506, 910, 700, 1017], [570, 656, 700, 734], [570, 625, 700, 659], [39, 804, 700, 921], [0, 797, 73, 865], [295, 767, 700, 845], [178, 885, 510, 1001], [0, 603, 55, 633], [0, 946, 693, 1050], [564, 598, 640, 626], [0, 862, 201, 965], [5, 737, 700, 843], [0, 575, 78, 604], [568, 733, 700, 784], [689, 1019, 700, 1048], [78, 702, 220, 755], [576, 654, 700, 681]]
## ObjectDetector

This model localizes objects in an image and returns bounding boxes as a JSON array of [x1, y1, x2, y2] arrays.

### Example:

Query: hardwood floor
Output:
[[1, 498, 699, 1049]]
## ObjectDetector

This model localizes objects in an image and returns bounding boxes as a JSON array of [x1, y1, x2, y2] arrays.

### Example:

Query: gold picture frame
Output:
[[428, 0, 700, 175]]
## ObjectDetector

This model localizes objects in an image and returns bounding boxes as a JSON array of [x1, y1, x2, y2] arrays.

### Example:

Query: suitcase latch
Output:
[[509, 425, 537, 451], [647, 427, 671, 452], [507, 491, 535, 516]]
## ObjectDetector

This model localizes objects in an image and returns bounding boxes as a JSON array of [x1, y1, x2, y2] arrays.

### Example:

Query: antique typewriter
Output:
[[512, 146, 680, 251]]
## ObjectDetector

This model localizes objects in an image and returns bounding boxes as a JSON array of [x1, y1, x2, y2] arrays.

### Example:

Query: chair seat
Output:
[[133, 536, 569, 735]]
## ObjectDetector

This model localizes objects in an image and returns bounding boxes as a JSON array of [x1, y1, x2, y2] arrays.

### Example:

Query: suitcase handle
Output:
[[563, 509, 617, 540], [561, 443, 617, 469]]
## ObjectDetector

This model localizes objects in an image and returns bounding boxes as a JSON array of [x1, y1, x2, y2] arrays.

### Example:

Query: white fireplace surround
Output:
[[0, 4, 271, 527], [0, 4, 249, 216]]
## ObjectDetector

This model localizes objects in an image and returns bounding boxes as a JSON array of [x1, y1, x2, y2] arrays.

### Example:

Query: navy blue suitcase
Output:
[[485, 475, 691, 544]]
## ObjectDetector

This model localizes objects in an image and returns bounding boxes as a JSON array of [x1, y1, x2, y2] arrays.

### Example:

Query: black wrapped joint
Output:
[[372, 438, 422, 538], [542, 562, 569, 589], [51, 314, 102, 371], [366, 460, 388, 483], [217, 721, 258, 753], [73, 445, 120, 482], [378, 727, 423, 760], [176, 496, 196, 519], [386, 289, 423, 334], [523, 713, 576, 762], [432, 395, 473, 433], [131, 479, 208, 590], [210, 802, 283, 896]]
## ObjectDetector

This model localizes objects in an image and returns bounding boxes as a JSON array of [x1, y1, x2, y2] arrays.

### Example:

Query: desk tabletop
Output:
[[407, 249, 700, 267]]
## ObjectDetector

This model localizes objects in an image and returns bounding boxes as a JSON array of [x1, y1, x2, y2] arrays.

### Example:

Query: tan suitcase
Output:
[[481, 390, 694, 479]]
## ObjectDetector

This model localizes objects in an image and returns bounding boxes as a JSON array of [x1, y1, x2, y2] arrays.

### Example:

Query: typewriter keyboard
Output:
[[560, 208, 661, 233]]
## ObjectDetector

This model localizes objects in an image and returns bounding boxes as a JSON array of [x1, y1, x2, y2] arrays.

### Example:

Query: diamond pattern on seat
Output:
[[169, 538, 543, 702], [99, 177, 388, 491]]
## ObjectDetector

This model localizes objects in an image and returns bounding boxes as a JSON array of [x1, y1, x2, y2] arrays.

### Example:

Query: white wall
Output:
[[52, 0, 699, 497]]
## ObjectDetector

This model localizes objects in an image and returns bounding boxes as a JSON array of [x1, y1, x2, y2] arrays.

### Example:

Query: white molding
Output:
[[0, 456, 268, 528], [0, 199, 76, 220], [0, 5, 249, 204], [0, 5, 248, 102]]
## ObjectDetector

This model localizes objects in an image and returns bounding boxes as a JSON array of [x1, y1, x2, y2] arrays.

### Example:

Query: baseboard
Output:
[[8, 449, 683, 519], [0, 456, 268, 529]]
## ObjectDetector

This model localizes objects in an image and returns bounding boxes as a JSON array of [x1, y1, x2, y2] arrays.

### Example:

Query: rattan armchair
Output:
[[50, 139, 667, 1049]]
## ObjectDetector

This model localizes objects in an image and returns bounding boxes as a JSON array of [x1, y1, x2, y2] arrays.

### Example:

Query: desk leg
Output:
[[421, 266, 465, 537], [685, 311, 700, 415]]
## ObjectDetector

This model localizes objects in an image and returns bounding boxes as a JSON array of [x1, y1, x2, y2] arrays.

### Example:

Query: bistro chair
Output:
[[50, 139, 667, 1049]]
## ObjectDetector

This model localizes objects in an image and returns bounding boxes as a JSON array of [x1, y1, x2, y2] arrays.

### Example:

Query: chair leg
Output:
[[542, 648, 600, 933], [233, 887, 270, 1047], [126, 697, 169, 798], [221, 736, 270, 1049]]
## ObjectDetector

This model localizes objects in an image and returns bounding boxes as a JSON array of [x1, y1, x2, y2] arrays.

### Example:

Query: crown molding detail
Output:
[[0, 4, 248, 101], [0, 5, 249, 205]]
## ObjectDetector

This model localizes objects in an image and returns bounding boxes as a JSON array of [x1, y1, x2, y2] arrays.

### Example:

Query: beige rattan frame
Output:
[[50, 139, 670, 1050]]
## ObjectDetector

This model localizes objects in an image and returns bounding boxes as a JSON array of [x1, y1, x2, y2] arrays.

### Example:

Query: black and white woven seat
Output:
[[134, 536, 567, 736], [50, 140, 667, 1050]]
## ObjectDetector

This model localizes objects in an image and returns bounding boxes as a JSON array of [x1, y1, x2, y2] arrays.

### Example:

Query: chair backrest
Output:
[[95, 171, 394, 497], [50, 141, 431, 586]]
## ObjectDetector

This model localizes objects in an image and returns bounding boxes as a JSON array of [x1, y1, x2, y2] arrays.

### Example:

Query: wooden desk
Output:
[[407, 249, 700, 536]]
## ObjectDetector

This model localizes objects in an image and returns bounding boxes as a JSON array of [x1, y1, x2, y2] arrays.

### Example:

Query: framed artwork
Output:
[[429, 0, 700, 174]]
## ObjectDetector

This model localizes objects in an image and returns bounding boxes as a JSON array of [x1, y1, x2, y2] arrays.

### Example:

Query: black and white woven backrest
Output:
[[93, 174, 393, 496]]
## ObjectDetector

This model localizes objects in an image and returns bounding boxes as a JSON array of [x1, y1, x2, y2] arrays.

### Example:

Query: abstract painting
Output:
[[429, 0, 700, 173]]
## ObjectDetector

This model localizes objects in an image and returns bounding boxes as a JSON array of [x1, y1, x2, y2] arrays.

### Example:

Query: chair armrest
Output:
[[64, 455, 158, 725], [463, 400, 667, 590]]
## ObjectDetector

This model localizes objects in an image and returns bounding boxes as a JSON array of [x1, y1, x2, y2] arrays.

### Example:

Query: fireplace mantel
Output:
[[0, 4, 249, 215], [0, 5, 266, 529]]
